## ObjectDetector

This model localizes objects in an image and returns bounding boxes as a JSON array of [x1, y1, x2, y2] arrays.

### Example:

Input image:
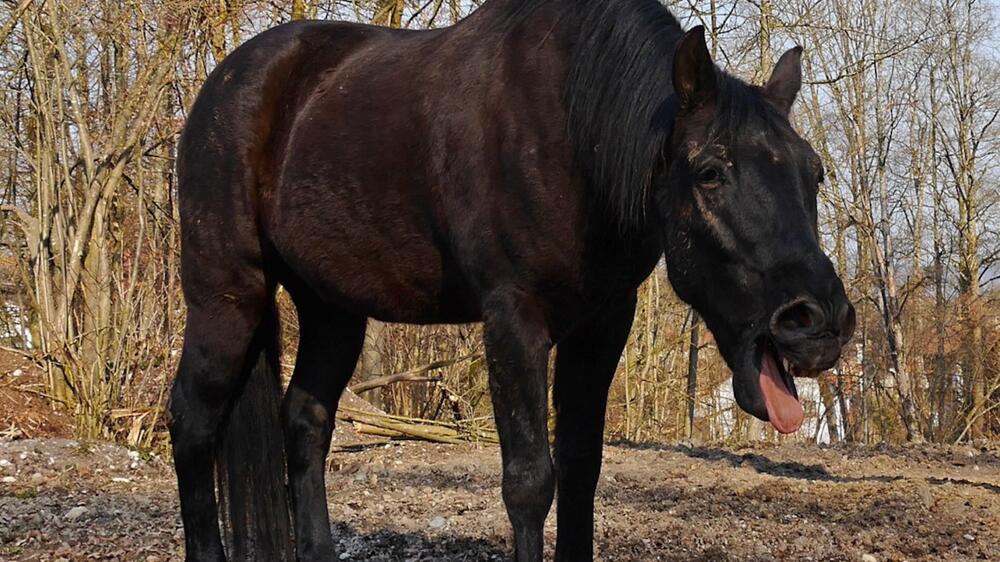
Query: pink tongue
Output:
[[759, 350, 804, 434]]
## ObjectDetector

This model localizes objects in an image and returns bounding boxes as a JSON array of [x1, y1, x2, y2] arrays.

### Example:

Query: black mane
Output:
[[561, 0, 684, 227], [506, 0, 771, 228]]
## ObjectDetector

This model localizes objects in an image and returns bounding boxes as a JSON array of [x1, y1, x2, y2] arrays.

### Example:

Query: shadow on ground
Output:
[[668, 444, 1000, 493], [330, 522, 507, 561]]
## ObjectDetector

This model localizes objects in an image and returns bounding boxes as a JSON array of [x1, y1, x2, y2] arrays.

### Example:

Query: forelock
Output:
[[707, 76, 794, 144]]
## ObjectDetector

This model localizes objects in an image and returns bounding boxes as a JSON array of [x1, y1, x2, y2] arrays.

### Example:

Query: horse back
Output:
[[181, 5, 659, 333], [264, 9, 594, 325]]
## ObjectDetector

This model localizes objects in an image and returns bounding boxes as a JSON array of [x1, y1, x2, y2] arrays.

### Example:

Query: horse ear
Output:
[[763, 46, 803, 114], [672, 26, 717, 109]]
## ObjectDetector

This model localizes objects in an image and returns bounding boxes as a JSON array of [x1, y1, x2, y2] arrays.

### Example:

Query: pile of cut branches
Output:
[[337, 355, 496, 445]]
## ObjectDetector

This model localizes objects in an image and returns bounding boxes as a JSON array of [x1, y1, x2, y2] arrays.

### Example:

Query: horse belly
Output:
[[266, 169, 478, 323]]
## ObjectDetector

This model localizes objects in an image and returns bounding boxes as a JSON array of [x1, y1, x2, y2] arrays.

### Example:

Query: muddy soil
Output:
[[1, 435, 998, 562]]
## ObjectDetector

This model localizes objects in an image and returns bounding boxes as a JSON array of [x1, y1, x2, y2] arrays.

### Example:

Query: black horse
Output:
[[168, 0, 856, 560]]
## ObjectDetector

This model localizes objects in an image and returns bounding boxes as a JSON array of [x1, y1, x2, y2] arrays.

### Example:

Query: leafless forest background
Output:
[[0, 0, 998, 451]]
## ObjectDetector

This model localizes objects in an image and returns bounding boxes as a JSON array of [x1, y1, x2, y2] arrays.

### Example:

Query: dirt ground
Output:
[[2, 352, 999, 561], [1, 433, 998, 562]]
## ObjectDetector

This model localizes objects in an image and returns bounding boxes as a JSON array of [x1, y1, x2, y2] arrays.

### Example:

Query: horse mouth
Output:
[[755, 339, 803, 434]]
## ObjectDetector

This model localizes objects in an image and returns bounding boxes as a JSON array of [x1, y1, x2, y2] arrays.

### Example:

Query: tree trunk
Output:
[[685, 311, 700, 440]]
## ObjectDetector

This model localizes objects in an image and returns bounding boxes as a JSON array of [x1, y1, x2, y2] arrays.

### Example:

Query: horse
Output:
[[168, 0, 856, 560]]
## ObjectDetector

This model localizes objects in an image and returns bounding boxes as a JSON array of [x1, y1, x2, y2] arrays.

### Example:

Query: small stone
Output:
[[30, 472, 44, 483], [429, 516, 447, 529], [12, 368, 23, 377], [338, 553, 351, 560], [861, 555, 877, 562], [2, 476, 15, 483], [65, 506, 88, 520], [963, 534, 975, 541], [916, 486, 933, 509]]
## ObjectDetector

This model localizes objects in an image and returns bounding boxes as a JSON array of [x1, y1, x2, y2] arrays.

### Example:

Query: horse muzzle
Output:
[[768, 294, 856, 375]]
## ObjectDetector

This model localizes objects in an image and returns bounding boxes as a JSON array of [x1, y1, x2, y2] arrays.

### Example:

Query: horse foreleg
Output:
[[483, 289, 555, 562], [553, 294, 637, 562], [281, 297, 366, 561]]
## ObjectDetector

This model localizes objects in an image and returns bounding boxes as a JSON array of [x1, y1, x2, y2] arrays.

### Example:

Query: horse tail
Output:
[[215, 301, 293, 561]]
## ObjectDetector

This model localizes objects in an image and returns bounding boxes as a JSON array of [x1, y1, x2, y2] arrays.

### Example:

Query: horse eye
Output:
[[698, 168, 722, 188]]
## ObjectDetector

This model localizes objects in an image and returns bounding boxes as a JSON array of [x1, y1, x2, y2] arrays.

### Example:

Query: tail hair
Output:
[[215, 304, 293, 561]]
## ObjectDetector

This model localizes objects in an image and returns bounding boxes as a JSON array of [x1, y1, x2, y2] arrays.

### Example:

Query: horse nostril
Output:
[[770, 298, 826, 340], [836, 300, 857, 341]]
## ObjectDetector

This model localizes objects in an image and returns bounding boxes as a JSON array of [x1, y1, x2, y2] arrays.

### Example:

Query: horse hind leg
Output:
[[281, 289, 366, 561], [169, 284, 279, 561]]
